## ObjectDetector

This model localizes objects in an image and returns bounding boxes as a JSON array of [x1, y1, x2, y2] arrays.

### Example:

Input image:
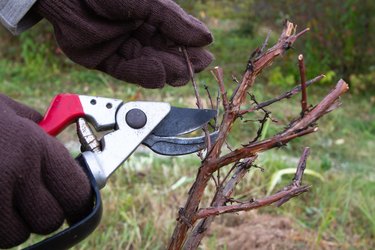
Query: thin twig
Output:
[[298, 54, 308, 114], [246, 93, 273, 143], [204, 85, 216, 130], [211, 175, 219, 188], [182, 47, 212, 153], [230, 75, 241, 102], [275, 147, 310, 206], [239, 74, 325, 115], [294, 28, 310, 40], [215, 90, 220, 130], [216, 168, 221, 186], [183, 47, 203, 109], [260, 30, 271, 55], [225, 140, 233, 152], [211, 66, 229, 110], [249, 113, 271, 143], [221, 161, 241, 186], [247, 92, 271, 115], [204, 85, 215, 110], [195, 184, 310, 219], [293, 147, 310, 185]]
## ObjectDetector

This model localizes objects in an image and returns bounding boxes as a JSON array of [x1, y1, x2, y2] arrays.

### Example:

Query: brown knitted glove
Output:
[[0, 94, 92, 249], [33, 0, 214, 88]]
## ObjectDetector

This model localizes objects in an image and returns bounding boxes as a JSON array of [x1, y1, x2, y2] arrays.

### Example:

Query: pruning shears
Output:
[[25, 93, 217, 250]]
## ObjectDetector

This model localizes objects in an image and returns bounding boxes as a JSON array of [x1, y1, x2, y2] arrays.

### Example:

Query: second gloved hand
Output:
[[0, 94, 92, 249], [33, 0, 214, 88]]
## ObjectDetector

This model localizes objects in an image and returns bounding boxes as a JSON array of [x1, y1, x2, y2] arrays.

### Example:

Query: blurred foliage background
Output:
[[177, 0, 375, 93], [1, 0, 374, 249]]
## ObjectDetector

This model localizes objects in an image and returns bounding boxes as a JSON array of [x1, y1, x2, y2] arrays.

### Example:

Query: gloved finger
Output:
[[97, 52, 167, 88], [0, 94, 43, 122], [40, 134, 93, 224], [14, 170, 64, 234], [129, 28, 214, 73], [118, 40, 213, 86], [116, 40, 189, 86], [131, 22, 177, 49], [136, 47, 192, 87], [158, 46, 214, 73], [85, 0, 213, 47], [0, 191, 30, 249], [131, 22, 158, 47], [185, 47, 214, 73]]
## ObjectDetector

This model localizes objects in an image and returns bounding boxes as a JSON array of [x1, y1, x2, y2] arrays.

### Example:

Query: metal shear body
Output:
[[26, 93, 217, 249]]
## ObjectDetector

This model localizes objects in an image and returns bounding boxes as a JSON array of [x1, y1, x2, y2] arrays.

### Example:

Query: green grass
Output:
[[1, 22, 374, 249]]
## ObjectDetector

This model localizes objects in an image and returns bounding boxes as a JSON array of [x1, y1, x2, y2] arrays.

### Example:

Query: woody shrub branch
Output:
[[168, 21, 349, 250]]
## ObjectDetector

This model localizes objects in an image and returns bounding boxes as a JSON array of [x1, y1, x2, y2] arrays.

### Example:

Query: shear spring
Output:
[[76, 118, 101, 153]]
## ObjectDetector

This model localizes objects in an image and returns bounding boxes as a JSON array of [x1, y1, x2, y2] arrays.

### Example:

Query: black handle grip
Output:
[[24, 154, 103, 250]]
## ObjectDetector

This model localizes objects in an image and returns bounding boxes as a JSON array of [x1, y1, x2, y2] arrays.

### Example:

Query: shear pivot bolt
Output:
[[126, 109, 147, 129]]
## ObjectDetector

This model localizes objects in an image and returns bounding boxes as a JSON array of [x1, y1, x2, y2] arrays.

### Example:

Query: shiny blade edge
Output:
[[142, 131, 219, 156], [151, 107, 217, 137]]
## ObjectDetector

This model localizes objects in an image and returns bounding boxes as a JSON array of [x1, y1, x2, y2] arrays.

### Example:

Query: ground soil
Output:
[[204, 212, 339, 250]]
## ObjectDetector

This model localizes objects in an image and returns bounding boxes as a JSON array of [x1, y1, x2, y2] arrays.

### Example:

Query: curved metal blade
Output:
[[151, 107, 217, 137], [143, 131, 219, 156]]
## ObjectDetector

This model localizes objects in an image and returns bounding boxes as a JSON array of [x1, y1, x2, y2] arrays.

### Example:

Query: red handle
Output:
[[39, 94, 85, 136]]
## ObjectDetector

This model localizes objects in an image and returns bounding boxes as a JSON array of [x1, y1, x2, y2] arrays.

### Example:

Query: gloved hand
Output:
[[33, 0, 214, 88], [0, 94, 92, 249]]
